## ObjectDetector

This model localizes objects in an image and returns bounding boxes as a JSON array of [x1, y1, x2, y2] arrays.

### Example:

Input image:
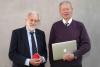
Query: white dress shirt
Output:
[[62, 18, 72, 26]]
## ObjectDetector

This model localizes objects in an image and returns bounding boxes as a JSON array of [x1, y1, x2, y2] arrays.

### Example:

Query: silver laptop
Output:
[[52, 40, 77, 60]]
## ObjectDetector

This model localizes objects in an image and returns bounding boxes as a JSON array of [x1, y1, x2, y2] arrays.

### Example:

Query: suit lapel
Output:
[[35, 29, 41, 52], [22, 27, 31, 57]]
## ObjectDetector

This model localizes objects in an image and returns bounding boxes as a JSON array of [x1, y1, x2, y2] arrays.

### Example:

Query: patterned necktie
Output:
[[30, 32, 37, 54]]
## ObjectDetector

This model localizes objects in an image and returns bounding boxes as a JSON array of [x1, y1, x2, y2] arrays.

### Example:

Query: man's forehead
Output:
[[27, 11, 38, 16]]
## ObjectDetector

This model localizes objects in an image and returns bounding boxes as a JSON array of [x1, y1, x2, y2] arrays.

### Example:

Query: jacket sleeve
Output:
[[41, 31, 47, 63], [48, 25, 56, 65], [74, 23, 91, 58], [8, 30, 27, 65]]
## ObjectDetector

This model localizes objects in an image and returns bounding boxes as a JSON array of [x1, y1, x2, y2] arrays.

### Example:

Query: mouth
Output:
[[30, 23, 35, 27], [64, 13, 69, 16]]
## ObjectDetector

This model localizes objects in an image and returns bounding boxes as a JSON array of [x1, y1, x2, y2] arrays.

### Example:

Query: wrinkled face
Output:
[[60, 3, 73, 20], [26, 12, 39, 30]]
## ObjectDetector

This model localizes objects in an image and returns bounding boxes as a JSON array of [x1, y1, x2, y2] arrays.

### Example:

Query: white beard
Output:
[[26, 21, 39, 32], [26, 24, 36, 31], [28, 26, 36, 31]]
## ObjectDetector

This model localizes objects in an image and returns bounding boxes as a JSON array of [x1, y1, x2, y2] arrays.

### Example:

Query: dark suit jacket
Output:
[[9, 27, 47, 67]]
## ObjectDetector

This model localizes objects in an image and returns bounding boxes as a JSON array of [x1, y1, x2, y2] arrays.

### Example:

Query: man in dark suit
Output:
[[49, 1, 91, 67], [9, 11, 47, 67]]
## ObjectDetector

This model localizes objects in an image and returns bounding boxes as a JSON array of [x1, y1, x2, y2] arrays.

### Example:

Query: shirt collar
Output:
[[62, 18, 72, 26]]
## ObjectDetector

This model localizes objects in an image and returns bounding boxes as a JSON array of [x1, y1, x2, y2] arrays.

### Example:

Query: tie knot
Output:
[[30, 32, 34, 35], [65, 23, 69, 26]]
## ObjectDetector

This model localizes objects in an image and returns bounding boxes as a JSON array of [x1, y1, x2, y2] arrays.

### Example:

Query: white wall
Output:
[[0, 0, 100, 67]]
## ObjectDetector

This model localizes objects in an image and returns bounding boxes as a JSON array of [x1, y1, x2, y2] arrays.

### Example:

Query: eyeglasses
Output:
[[30, 19, 40, 22]]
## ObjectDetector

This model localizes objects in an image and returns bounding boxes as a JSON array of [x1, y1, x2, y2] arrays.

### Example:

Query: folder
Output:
[[52, 40, 77, 60]]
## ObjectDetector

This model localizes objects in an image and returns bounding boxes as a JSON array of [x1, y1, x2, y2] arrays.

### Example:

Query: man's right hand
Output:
[[29, 58, 42, 66]]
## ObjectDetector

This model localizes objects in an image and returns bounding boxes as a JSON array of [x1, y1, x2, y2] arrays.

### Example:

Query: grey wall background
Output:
[[0, 0, 100, 67]]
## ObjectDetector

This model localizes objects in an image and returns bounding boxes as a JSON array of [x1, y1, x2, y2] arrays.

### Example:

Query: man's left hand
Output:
[[63, 52, 75, 62]]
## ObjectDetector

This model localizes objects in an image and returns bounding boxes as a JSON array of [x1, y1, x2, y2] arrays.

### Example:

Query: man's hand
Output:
[[63, 52, 75, 62], [29, 57, 42, 66]]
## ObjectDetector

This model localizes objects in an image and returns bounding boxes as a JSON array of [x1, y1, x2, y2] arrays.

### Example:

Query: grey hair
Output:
[[27, 11, 39, 17], [26, 11, 40, 21], [59, 1, 73, 8]]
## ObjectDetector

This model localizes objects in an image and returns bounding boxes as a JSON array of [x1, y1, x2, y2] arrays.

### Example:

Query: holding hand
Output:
[[29, 53, 42, 66], [29, 58, 42, 66], [63, 52, 75, 62]]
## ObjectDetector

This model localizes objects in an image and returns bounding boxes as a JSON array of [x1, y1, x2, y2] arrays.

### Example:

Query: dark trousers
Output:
[[50, 60, 82, 67], [51, 64, 82, 67], [30, 64, 45, 67]]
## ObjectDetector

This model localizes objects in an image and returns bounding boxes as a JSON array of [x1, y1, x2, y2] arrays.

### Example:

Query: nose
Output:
[[30, 19, 34, 22]]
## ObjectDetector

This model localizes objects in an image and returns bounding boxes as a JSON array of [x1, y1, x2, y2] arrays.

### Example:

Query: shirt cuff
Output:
[[25, 58, 31, 66], [41, 56, 46, 63]]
